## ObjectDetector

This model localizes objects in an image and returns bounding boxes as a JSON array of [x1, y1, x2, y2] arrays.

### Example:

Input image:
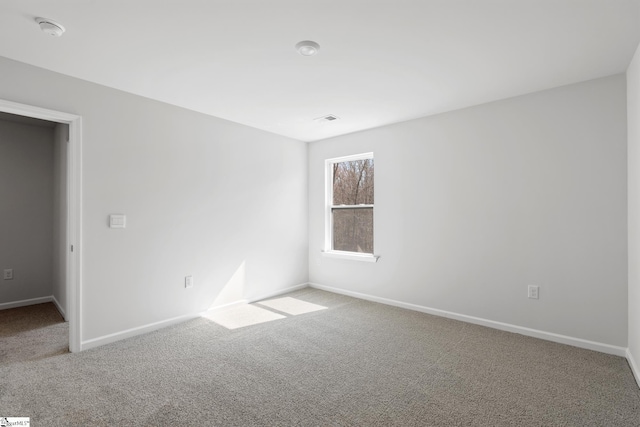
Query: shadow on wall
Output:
[[208, 261, 247, 309]]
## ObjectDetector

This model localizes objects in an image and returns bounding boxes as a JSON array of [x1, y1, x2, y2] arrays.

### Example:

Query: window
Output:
[[324, 153, 377, 261]]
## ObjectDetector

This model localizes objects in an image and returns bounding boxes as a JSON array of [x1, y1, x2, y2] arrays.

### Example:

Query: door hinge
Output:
[[70, 244, 74, 252]]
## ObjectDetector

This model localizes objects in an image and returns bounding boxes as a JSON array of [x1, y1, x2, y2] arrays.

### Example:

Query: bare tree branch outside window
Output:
[[332, 158, 374, 253]]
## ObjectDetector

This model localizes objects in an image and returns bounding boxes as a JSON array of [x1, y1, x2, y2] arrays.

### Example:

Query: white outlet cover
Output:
[[185, 276, 194, 288]]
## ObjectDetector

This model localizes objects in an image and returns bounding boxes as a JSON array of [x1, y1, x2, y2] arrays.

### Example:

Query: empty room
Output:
[[1, 1, 639, 426]]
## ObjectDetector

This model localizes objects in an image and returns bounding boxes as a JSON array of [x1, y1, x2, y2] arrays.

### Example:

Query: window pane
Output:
[[332, 208, 373, 253], [333, 159, 374, 205]]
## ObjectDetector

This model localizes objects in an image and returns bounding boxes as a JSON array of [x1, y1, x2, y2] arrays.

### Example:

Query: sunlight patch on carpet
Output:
[[257, 297, 327, 316], [202, 304, 285, 329]]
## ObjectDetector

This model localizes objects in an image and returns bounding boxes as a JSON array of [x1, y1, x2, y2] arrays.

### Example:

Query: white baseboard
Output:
[[0, 296, 52, 311], [201, 299, 249, 314], [309, 283, 628, 357], [81, 283, 310, 351], [627, 348, 640, 389], [81, 312, 200, 351], [247, 282, 309, 304], [201, 283, 310, 316], [51, 295, 67, 321]]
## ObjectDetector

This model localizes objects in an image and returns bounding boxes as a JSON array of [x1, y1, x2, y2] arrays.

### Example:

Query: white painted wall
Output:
[[0, 119, 54, 304], [0, 51, 629, 354], [52, 123, 69, 318], [309, 75, 628, 347], [0, 56, 308, 343], [628, 43, 640, 379]]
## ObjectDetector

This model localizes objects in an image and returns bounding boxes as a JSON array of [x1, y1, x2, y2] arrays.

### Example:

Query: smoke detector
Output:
[[295, 40, 320, 56], [36, 17, 66, 37]]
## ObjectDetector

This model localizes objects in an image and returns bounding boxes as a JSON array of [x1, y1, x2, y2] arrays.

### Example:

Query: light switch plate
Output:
[[109, 214, 126, 228]]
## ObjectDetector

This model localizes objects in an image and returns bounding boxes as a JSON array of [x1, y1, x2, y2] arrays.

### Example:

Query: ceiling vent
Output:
[[314, 114, 339, 123]]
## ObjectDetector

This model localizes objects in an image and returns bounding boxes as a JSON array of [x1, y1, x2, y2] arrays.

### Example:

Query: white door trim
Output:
[[0, 99, 83, 353]]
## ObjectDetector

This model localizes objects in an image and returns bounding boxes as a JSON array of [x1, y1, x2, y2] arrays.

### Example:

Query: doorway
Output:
[[0, 99, 82, 352]]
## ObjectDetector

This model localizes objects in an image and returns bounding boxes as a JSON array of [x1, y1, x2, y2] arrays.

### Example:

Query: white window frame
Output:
[[323, 152, 379, 263]]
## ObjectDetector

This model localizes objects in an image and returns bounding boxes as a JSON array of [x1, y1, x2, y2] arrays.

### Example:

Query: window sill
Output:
[[321, 250, 380, 263]]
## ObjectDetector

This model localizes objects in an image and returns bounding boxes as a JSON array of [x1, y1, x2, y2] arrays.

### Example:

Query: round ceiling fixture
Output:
[[36, 17, 66, 37], [295, 40, 320, 56]]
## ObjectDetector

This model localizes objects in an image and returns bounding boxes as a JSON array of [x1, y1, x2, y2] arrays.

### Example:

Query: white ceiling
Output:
[[1, 1, 639, 142]]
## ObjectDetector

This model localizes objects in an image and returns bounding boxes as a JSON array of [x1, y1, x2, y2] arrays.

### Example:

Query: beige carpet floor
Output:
[[1, 289, 639, 426], [0, 302, 68, 365]]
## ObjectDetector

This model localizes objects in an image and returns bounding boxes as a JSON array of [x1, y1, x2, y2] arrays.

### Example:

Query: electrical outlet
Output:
[[528, 285, 539, 299], [185, 275, 193, 289], [3, 269, 14, 280]]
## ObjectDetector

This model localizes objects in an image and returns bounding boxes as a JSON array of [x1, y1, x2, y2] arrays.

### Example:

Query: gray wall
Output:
[[628, 42, 640, 380], [0, 56, 308, 344], [0, 119, 54, 304], [309, 75, 628, 347]]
